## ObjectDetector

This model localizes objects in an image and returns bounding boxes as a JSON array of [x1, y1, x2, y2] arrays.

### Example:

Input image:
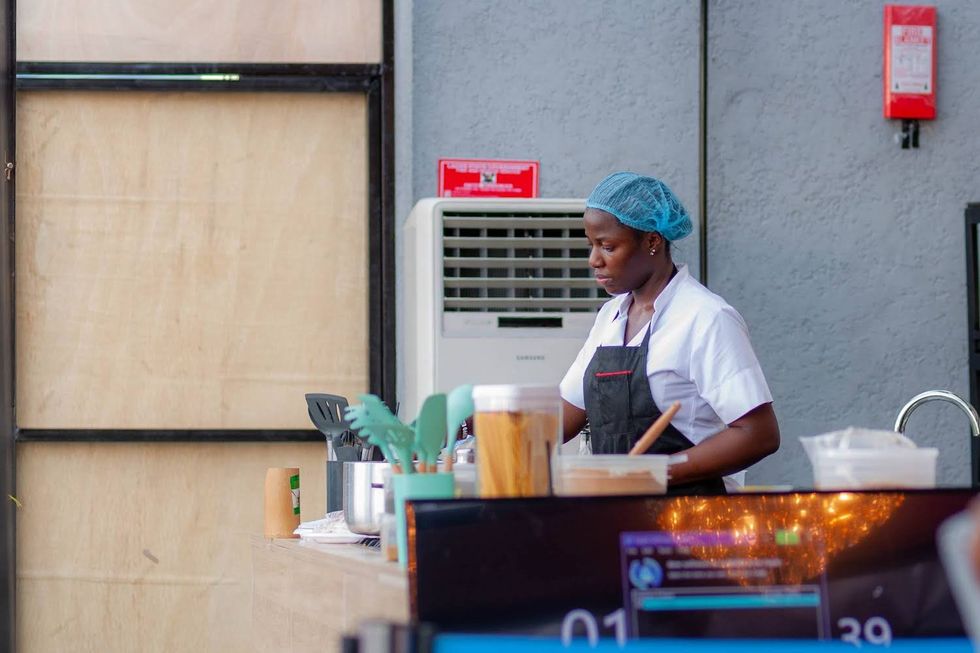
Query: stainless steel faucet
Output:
[[893, 390, 980, 437]]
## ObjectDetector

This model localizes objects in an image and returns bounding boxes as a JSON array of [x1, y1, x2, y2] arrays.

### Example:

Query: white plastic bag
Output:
[[800, 427, 916, 462]]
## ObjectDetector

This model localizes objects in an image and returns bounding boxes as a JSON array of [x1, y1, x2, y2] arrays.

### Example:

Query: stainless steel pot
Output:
[[343, 461, 389, 535]]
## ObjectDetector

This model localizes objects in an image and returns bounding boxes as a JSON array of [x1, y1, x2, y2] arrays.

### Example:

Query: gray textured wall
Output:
[[709, 1, 980, 486], [399, 1, 980, 487], [408, 0, 701, 266]]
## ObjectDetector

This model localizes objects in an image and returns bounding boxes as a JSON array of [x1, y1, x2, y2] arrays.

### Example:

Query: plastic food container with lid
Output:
[[801, 427, 939, 490], [553, 454, 670, 496], [471, 384, 561, 498], [810, 448, 938, 490]]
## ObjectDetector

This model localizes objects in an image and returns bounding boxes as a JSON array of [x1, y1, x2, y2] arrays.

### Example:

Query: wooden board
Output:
[[16, 91, 369, 429], [16, 441, 329, 653], [251, 537, 408, 653], [17, 0, 381, 63]]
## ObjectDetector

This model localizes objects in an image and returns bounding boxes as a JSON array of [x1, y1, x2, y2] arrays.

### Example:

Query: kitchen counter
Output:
[[253, 490, 978, 650], [250, 535, 408, 653]]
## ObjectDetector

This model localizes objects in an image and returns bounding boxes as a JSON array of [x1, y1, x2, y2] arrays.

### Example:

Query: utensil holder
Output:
[[393, 472, 454, 568], [326, 460, 344, 514]]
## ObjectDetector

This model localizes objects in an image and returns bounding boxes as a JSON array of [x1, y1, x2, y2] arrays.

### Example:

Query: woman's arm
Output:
[[562, 399, 587, 443], [667, 402, 780, 485]]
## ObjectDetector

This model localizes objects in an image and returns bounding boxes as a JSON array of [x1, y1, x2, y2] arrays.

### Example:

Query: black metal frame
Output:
[[966, 203, 980, 487], [16, 61, 381, 92], [698, 0, 709, 286], [1, 0, 14, 647], [11, 8, 395, 444], [16, 429, 326, 442]]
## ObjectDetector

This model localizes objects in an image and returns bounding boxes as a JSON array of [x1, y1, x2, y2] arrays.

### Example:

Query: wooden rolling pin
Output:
[[628, 401, 681, 456]]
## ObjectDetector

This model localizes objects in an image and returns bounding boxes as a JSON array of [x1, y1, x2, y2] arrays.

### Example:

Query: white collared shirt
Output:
[[559, 265, 772, 488]]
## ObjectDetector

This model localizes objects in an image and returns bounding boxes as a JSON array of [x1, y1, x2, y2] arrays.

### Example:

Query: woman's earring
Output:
[[649, 248, 656, 256]]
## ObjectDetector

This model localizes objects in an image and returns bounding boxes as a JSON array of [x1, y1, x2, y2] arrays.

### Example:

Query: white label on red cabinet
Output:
[[891, 25, 933, 94]]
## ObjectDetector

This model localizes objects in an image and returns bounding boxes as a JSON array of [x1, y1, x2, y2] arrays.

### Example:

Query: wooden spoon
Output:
[[628, 402, 681, 456]]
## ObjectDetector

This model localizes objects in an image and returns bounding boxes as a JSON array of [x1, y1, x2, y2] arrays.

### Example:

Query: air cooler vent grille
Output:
[[441, 210, 607, 313]]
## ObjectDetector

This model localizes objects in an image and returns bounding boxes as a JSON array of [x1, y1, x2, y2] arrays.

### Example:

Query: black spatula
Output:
[[306, 392, 360, 514], [305, 393, 360, 462]]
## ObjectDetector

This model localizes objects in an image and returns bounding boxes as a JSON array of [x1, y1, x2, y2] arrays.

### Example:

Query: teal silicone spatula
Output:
[[414, 394, 447, 473], [385, 422, 417, 475], [345, 394, 416, 474], [344, 402, 399, 470], [444, 385, 474, 471], [360, 395, 417, 474]]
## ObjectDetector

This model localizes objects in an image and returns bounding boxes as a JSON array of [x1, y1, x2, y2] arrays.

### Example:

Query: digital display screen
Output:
[[409, 490, 975, 643], [622, 530, 828, 639]]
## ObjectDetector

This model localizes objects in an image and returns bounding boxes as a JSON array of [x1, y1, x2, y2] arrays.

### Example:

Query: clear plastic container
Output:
[[379, 513, 398, 562], [810, 448, 938, 490], [553, 455, 669, 496], [451, 463, 477, 498], [800, 428, 939, 490], [425, 461, 477, 497], [472, 384, 561, 498]]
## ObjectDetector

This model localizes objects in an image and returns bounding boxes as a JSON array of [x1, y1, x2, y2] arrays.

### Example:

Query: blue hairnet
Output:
[[585, 172, 692, 241]]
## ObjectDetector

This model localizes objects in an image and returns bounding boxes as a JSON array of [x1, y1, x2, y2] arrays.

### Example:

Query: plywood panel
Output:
[[251, 538, 408, 653], [18, 0, 381, 63], [16, 442, 328, 653], [16, 91, 369, 429]]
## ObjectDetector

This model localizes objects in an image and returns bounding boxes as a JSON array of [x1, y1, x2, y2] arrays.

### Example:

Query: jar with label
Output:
[[471, 384, 561, 498]]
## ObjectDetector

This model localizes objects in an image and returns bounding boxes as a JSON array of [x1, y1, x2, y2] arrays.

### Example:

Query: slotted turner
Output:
[[305, 393, 360, 462]]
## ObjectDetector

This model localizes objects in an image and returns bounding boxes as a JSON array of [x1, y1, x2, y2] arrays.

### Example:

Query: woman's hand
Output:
[[667, 402, 780, 486]]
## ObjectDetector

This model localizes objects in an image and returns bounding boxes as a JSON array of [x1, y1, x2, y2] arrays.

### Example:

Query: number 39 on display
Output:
[[837, 616, 893, 647]]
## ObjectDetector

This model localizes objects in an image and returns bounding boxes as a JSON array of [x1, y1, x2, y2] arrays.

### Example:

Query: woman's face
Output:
[[583, 208, 655, 295]]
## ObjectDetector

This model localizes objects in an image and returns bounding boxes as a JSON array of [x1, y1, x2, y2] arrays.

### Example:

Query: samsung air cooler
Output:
[[401, 198, 606, 420]]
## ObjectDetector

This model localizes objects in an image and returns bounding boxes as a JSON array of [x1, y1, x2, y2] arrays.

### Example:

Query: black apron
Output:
[[583, 318, 727, 496]]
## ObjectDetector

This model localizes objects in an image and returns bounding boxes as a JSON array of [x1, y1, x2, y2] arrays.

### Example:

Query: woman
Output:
[[560, 172, 779, 494]]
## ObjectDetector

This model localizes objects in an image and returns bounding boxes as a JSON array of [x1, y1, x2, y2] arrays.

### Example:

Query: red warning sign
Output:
[[438, 159, 539, 198]]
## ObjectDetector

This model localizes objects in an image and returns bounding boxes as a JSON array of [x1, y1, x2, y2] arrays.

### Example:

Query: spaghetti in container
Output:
[[472, 384, 561, 498]]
